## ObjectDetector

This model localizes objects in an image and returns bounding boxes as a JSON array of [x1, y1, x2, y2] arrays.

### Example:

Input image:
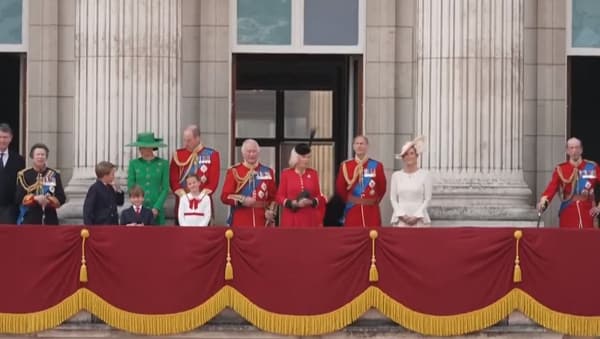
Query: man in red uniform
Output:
[[169, 125, 220, 224], [221, 139, 277, 227], [538, 137, 600, 228], [335, 136, 387, 227]]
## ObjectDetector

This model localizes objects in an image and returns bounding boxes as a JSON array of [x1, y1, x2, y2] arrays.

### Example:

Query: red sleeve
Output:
[[375, 162, 387, 202], [541, 167, 561, 202], [205, 151, 221, 195], [276, 170, 289, 205], [169, 153, 182, 194], [220, 169, 237, 206], [335, 163, 348, 201]]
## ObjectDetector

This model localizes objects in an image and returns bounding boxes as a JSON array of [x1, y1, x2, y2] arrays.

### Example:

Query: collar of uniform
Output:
[[355, 155, 368, 163], [243, 161, 258, 170]]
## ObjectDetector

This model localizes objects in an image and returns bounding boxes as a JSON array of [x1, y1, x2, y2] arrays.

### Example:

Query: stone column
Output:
[[60, 0, 181, 222], [416, 0, 535, 224]]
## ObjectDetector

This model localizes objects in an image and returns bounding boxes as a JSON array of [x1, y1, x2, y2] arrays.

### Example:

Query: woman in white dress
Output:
[[390, 136, 432, 227]]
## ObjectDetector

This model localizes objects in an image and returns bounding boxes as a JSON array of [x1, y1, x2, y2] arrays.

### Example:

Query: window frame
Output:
[[230, 0, 365, 54]]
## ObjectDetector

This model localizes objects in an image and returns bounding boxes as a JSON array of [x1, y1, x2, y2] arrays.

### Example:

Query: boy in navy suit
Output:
[[120, 185, 154, 226], [83, 161, 124, 225]]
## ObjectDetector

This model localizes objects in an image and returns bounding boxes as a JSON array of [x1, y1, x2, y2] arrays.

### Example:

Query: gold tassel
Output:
[[225, 229, 234, 281], [513, 230, 522, 283], [80, 229, 90, 283], [369, 230, 379, 282]]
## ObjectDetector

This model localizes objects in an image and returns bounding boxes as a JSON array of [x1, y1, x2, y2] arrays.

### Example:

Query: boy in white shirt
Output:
[[178, 174, 211, 226]]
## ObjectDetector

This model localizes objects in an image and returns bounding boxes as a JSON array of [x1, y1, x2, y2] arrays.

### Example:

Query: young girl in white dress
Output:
[[178, 174, 211, 227], [390, 136, 432, 227]]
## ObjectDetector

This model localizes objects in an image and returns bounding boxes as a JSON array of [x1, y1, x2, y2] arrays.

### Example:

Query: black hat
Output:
[[294, 143, 311, 156]]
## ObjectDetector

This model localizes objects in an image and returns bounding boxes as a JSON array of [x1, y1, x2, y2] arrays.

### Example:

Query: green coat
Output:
[[127, 157, 170, 225]]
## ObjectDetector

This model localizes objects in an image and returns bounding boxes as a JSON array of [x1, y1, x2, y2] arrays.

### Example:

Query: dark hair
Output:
[[29, 143, 49, 158], [0, 123, 13, 135], [95, 161, 116, 178], [128, 185, 145, 197], [185, 174, 200, 182]]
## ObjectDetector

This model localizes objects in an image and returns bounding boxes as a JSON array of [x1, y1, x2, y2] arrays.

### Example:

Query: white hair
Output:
[[566, 137, 582, 148], [241, 138, 260, 153], [288, 148, 300, 168]]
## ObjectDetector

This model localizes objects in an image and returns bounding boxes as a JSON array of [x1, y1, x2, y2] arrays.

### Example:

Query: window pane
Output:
[[304, 0, 358, 46], [235, 146, 277, 170], [235, 90, 276, 138], [572, 0, 600, 48], [0, 0, 22, 44], [284, 91, 333, 139], [237, 0, 291, 45]]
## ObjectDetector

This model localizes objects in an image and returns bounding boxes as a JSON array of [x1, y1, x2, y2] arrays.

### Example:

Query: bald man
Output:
[[169, 125, 220, 224], [538, 138, 600, 228]]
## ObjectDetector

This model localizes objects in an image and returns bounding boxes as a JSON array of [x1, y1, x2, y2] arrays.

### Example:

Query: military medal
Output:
[[200, 165, 208, 173], [261, 183, 267, 191], [258, 191, 265, 199], [369, 180, 375, 188], [200, 175, 207, 183]]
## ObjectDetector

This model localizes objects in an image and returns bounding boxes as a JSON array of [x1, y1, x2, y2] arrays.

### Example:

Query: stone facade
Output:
[[17, 0, 570, 226]]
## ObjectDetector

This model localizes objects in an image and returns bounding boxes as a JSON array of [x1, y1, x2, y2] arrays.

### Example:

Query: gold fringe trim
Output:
[[515, 288, 600, 336], [373, 287, 518, 336], [227, 285, 374, 336], [5, 287, 600, 336], [80, 288, 227, 335], [0, 290, 83, 334]]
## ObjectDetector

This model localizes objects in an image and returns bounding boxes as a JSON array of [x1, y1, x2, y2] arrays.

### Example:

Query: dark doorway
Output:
[[0, 53, 23, 153], [570, 56, 600, 163], [232, 54, 361, 199]]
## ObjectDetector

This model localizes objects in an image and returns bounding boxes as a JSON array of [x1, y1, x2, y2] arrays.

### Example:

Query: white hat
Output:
[[395, 136, 426, 159]]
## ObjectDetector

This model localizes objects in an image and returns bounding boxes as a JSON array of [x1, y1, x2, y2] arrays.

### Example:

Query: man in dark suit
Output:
[[0, 123, 25, 224]]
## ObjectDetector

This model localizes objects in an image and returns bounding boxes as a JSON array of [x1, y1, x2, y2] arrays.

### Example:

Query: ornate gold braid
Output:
[[232, 164, 256, 194], [173, 145, 204, 183], [342, 158, 367, 190], [17, 169, 43, 194], [556, 164, 578, 202]]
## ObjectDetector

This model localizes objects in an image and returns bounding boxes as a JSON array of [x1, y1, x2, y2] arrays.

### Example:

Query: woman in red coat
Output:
[[276, 143, 326, 227]]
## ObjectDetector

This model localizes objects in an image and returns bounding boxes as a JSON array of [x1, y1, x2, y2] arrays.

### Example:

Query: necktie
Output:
[[135, 207, 141, 215], [0, 153, 4, 169]]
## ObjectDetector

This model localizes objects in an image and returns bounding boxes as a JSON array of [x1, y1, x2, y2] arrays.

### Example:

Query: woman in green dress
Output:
[[126, 132, 170, 225]]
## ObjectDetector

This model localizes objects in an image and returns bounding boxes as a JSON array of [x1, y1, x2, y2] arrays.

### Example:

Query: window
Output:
[[568, 0, 600, 54], [231, 0, 364, 54], [0, 0, 26, 51], [237, 0, 291, 45]]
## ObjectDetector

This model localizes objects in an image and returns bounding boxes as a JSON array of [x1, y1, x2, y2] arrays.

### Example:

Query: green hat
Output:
[[126, 132, 167, 148]]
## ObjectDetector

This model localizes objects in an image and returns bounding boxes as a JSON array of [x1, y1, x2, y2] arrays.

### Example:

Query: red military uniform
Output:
[[335, 157, 386, 227], [169, 145, 220, 223], [276, 168, 327, 227], [541, 159, 599, 228], [220, 162, 277, 227]]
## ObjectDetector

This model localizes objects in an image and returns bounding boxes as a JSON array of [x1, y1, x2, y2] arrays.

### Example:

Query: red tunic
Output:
[[220, 162, 277, 227], [541, 160, 599, 228], [335, 158, 386, 227], [169, 145, 220, 222], [276, 168, 326, 228]]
